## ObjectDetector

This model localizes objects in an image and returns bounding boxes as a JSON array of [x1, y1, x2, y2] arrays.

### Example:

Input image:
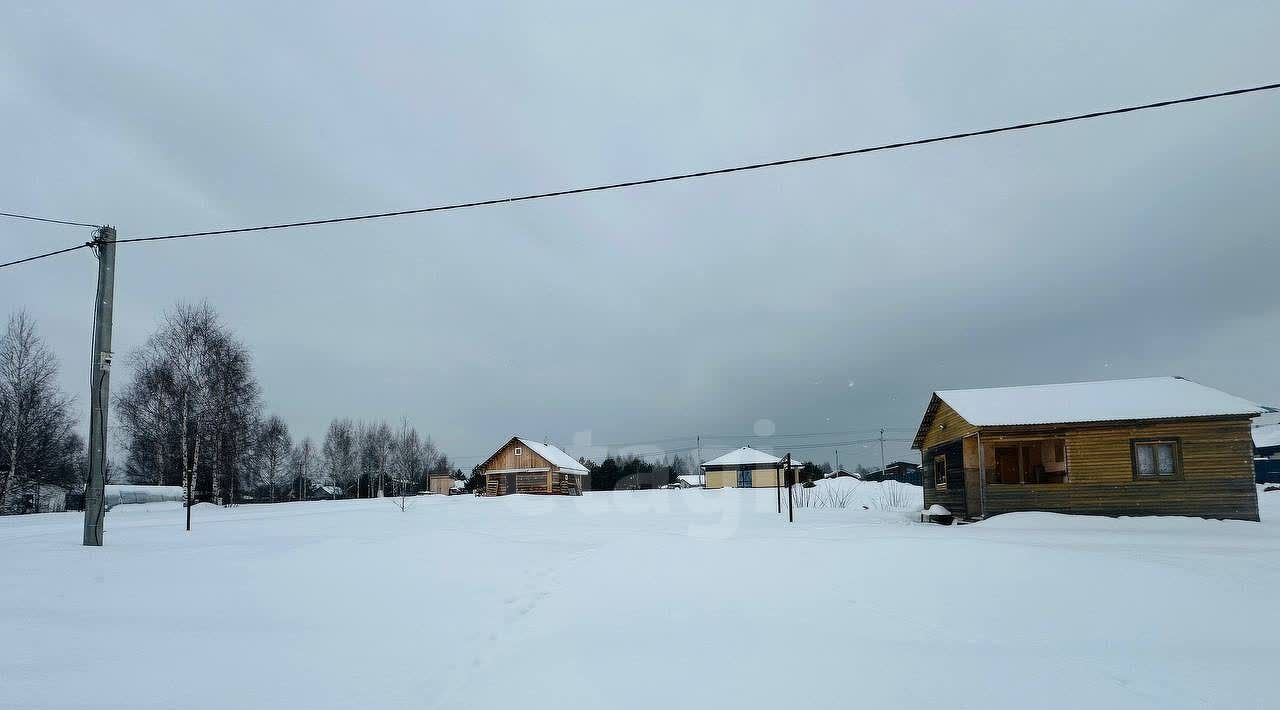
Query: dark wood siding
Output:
[[983, 478, 1257, 520], [923, 439, 968, 517]]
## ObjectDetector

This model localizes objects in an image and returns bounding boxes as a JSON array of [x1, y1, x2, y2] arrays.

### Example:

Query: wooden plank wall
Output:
[[488, 471, 557, 495], [984, 479, 1257, 519], [923, 439, 968, 516], [480, 438, 589, 495], [920, 400, 978, 451], [482, 439, 552, 473], [702, 465, 785, 489], [922, 416, 1258, 520], [982, 417, 1257, 520], [705, 470, 732, 489], [550, 472, 587, 495]]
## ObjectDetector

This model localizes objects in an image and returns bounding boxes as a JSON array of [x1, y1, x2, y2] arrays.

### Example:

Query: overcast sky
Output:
[[3, 1, 1279, 470]]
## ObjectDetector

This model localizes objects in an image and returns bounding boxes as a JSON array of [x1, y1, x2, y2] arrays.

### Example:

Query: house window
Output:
[[737, 466, 752, 488], [514, 447, 522, 456], [988, 439, 1068, 484], [1132, 440, 1180, 479], [933, 455, 947, 489]]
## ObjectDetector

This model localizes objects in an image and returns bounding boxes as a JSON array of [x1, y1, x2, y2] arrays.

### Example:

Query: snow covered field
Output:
[[2, 482, 1279, 709]]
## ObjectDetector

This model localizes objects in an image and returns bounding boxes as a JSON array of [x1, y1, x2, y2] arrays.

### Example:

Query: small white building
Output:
[[700, 447, 803, 489]]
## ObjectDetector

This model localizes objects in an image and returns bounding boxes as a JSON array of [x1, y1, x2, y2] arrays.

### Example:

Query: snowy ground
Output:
[[2, 481, 1279, 709]]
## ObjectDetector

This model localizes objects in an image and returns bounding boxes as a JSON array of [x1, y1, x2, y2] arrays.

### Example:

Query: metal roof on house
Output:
[[935, 377, 1265, 426], [700, 447, 805, 468], [1254, 422, 1280, 450]]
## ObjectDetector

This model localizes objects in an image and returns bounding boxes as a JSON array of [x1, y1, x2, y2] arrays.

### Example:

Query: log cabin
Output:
[[478, 437, 588, 496], [913, 377, 1269, 521], [701, 447, 802, 489]]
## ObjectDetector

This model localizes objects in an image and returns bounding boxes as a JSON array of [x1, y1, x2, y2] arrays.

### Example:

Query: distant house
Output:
[[676, 474, 705, 488], [863, 461, 921, 484], [700, 447, 803, 489], [1253, 421, 1280, 484], [478, 437, 588, 496], [912, 377, 1267, 521]]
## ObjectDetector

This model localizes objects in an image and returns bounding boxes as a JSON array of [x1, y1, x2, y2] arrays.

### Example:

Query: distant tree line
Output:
[[113, 302, 462, 504], [0, 311, 84, 513], [317, 417, 461, 500], [0, 302, 464, 513], [578, 453, 696, 491]]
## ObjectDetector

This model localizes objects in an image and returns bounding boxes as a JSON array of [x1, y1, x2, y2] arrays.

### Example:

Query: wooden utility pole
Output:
[[879, 428, 887, 478], [82, 226, 116, 547]]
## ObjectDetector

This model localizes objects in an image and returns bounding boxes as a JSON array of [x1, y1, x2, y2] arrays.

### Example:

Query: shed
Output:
[[427, 474, 460, 495], [676, 474, 705, 488], [478, 437, 588, 496], [912, 376, 1267, 521]]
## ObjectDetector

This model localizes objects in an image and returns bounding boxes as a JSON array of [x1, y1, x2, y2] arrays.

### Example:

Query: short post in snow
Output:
[[775, 461, 781, 514], [785, 453, 793, 523]]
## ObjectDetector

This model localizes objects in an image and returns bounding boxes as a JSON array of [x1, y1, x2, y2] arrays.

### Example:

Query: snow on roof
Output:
[[1254, 423, 1280, 450], [934, 377, 1266, 428], [701, 446, 789, 468], [516, 438, 588, 473], [677, 474, 705, 486]]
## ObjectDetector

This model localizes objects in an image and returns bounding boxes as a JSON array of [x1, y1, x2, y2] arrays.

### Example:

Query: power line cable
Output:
[[4, 80, 1277, 270], [0, 242, 93, 269], [106, 81, 1280, 246], [0, 211, 101, 228]]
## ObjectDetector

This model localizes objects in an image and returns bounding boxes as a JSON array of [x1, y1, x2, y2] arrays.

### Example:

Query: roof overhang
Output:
[[911, 393, 942, 450]]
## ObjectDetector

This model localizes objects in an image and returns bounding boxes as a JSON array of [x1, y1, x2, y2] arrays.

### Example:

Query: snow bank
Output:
[[1, 487, 1278, 709]]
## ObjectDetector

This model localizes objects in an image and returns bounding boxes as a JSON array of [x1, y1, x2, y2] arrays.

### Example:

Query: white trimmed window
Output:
[[1133, 440, 1179, 478], [514, 447, 522, 456]]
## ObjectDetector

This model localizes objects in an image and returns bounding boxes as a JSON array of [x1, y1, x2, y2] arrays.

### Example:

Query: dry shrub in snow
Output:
[[792, 481, 860, 509], [869, 481, 921, 511]]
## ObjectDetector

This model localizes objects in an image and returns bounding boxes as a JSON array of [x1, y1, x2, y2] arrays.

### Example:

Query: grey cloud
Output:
[[2, 1, 1277, 471]]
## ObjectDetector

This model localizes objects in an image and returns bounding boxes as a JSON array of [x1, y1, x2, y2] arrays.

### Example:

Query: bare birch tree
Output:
[[0, 311, 77, 511], [390, 418, 424, 506], [322, 418, 356, 498], [117, 303, 261, 512], [258, 415, 291, 502], [290, 436, 316, 500]]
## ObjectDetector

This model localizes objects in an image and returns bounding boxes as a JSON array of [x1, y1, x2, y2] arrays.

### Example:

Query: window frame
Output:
[[514, 447, 522, 457], [933, 454, 947, 489], [1130, 438, 1183, 481]]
